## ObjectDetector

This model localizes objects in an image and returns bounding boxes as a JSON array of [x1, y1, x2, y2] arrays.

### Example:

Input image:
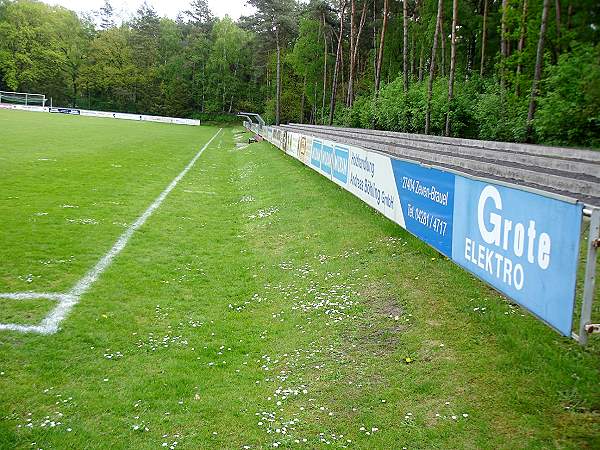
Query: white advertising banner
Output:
[[0, 102, 200, 126]]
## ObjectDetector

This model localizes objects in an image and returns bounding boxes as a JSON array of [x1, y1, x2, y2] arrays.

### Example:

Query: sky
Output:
[[41, 0, 255, 21]]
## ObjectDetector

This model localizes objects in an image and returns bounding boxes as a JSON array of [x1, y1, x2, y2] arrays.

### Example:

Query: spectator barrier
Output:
[[245, 123, 599, 344]]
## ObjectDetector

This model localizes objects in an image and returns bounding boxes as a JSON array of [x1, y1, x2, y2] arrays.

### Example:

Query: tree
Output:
[[425, 0, 444, 134], [1, 0, 599, 148], [54, 9, 94, 106], [98, 0, 115, 30], [515, 0, 529, 96], [403, 0, 409, 92], [535, 43, 600, 147], [374, 0, 389, 94], [0, 0, 64, 97], [480, 0, 488, 76], [328, 0, 346, 124], [81, 26, 137, 111], [347, 0, 367, 107], [526, 0, 551, 140], [246, 0, 297, 125], [206, 17, 250, 113], [445, 0, 458, 136], [291, 19, 326, 122], [184, 29, 212, 113], [130, 2, 160, 70], [184, 0, 213, 26]]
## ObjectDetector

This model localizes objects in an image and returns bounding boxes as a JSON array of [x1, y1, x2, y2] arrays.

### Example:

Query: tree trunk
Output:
[[355, 3, 367, 84], [72, 76, 78, 108], [526, 0, 551, 140], [501, 0, 509, 58], [275, 27, 281, 125], [347, 1, 367, 107], [500, 0, 509, 88], [229, 60, 238, 113], [440, 20, 446, 77], [347, 0, 355, 106], [403, 0, 409, 92], [467, 33, 475, 77], [373, 0, 377, 87], [340, 28, 345, 89], [201, 64, 205, 113], [555, 0, 561, 52], [567, 2, 573, 30], [375, 0, 389, 94], [410, 31, 416, 80], [418, 46, 424, 82], [322, 30, 328, 124], [480, 0, 488, 76], [300, 75, 306, 123], [425, 0, 443, 134], [515, 0, 529, 96], [445, 0, 458, 136], [222, 85, 226, 113], [329, 1, 347, 125], [313, 81, 318, 124]]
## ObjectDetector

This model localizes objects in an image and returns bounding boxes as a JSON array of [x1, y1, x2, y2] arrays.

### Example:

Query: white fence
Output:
[[0, 103, 200, 126]]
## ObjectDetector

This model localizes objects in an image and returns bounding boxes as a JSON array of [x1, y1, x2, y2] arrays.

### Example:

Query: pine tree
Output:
[[98, 0, 115, 30]]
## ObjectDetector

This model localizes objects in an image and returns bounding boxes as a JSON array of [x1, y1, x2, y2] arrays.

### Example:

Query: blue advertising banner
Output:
[[452, 177, 582, 335], [311, 140, 322, 169], [392, 160, 455, 257], [333, 145, 349, 184], [321, 143, 333, 175]]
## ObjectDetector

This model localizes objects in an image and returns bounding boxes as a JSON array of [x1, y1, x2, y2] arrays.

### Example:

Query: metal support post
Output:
[[579, 208, 600, 346]]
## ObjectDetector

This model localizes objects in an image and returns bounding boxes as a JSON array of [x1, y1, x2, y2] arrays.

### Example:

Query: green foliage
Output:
[[0, 0, 64, 95], [191, 111, 243, 123], [348, 79, 454, 136], [205, 17, 251, 113], [0, 0, 261, 117], [340, 75, 534, 143], [289, 18, 327, 118], [81, 26, 137, 112], [1, 0, 599, 146], [446, 77, 482, 139], [374, 77, 409, 131], [474, 81, 528, 142], [534, 43, 600, 147], [342, 94, 375, 129]]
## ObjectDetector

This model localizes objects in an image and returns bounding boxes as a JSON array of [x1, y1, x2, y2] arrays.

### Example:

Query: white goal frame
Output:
[[0, 90, 47, 107]]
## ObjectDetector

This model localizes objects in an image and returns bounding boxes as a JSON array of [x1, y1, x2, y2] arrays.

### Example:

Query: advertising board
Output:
[[50, 107, 80, 115], [452, 177, 581, 335], [260, 125, 583, 336], [2, 103, 199, 125]]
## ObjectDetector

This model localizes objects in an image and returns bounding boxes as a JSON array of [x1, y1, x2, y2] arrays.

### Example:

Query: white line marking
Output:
[[0, 292, 65, 301], [0, 128, 222, 335]]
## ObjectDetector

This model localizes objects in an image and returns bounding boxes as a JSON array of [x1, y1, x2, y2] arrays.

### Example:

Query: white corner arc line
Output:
[[0, 128, 222, 335]]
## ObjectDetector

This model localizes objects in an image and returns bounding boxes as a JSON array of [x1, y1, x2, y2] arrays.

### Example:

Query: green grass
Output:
[[0, 298, 55, 325], [0, 110, 598, 449]]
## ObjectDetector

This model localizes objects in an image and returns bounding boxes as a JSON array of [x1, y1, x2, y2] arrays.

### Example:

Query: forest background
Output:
[[0, 0, 598, 146]]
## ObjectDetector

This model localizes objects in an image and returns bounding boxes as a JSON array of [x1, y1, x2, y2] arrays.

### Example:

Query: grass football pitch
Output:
[[0, 110, 598, 449]]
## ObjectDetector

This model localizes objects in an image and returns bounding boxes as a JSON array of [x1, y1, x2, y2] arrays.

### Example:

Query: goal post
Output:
[[0, 91, 46, 107]]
